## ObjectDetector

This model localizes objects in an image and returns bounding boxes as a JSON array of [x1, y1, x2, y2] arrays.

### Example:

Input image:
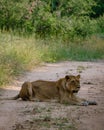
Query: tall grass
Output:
[[0, 33, 41, 85], [40, 37, 104, 62], [0, 32, 104, 85]]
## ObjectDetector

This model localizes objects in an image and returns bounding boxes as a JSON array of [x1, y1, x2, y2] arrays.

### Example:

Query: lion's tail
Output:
[[0, 94, 20, 100]]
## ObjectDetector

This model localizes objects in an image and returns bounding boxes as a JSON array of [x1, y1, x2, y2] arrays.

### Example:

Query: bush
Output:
[[97, 15, 104, 33], [55, 16, 97, 41], [0, 0, 99, 41], [0, 0, 29, 31]]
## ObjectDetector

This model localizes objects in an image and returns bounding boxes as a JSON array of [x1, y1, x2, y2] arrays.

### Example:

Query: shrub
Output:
[[97, 15, 104, 33], [0, 0, 99, 41]]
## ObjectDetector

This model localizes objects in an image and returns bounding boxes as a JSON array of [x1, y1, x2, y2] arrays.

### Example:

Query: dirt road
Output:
[[0, 61, 104, 130]]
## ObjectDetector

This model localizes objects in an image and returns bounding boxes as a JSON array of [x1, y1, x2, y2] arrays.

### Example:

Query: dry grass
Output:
[[0, 32, 104, 85]]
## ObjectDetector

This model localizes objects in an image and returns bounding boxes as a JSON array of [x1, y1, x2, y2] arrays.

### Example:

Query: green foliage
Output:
[[96, 15, 104, 33], [31, 1, 63, 38], [0, 0, 103, 40], [0, 0, 29, 31], [34, 13, 59, 38], [60, 0, 96, 17], [91, 0, 104, 18], [31, 0, 97, 39], [60, 16, 96, 41]]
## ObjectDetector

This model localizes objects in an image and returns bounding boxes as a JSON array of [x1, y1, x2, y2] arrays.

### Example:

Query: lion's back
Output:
[[31, 80, 59, 100]]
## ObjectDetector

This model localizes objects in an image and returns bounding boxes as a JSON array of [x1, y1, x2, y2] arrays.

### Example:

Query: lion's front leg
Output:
[[70, 95, 88, 106], [59, 89, 69, 104], [59, 91, 79, 105], [59, 92, 88, 105], [71, 95, 97, 106]]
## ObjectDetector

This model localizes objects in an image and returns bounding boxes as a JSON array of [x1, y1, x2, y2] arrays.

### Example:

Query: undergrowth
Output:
[[0, 32, 104, 86]]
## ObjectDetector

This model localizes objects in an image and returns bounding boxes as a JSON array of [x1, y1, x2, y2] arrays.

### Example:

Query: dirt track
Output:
[[0, 61, 104, 130]]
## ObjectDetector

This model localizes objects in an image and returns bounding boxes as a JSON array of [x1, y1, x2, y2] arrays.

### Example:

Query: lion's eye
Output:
[[71, 81, 75, 84]]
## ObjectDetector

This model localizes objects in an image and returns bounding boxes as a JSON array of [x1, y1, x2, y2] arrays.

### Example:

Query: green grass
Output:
[[0, 32, 104, 86], [40, 37, 104, 62]]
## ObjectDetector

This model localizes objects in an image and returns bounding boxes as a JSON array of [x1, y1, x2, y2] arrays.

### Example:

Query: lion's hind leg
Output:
[[20, 81, 34, 101]]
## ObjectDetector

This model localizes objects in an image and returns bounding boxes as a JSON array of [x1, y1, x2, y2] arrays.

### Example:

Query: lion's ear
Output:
[[65, 75, 70, 80], [76, 75, 80, 80]]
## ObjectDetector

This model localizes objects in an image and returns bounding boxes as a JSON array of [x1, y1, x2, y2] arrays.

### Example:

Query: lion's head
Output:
[[64, 75, 80, 93]]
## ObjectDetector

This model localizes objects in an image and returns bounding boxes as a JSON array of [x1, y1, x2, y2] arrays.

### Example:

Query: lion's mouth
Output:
[[73, 90, 79, 93]]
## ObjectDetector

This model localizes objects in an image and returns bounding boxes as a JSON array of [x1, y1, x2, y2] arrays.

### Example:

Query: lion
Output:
[[0, 75, 97, 106]]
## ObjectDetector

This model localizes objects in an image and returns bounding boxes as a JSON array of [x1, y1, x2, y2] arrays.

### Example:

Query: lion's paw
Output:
[[81, 101, 89, 106], [81, 101, 97, 106], [87, 101, 97, 105]]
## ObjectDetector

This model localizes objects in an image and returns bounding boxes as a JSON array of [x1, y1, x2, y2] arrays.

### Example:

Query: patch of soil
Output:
[[0, 61, 104, 130]]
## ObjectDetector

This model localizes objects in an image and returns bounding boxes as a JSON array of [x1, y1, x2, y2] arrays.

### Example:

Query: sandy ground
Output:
[[0, 61, 104, 130]]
